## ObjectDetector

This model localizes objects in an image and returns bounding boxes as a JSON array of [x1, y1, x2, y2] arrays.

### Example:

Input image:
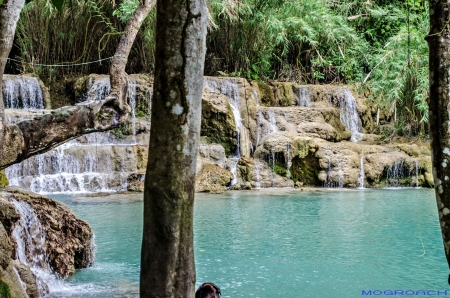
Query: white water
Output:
[[11, 200, 55, 295], [358, 156, 365, 189], [2, 76, 45, 109], [80, 77, 110, 102], [268, 110, 278, 133], [129, 81, 137, 143], [254, 159, 261, 188], [386, 160, 407, 187], [324, 150, 344, 188], [339, 88, 363, 142], [298, 87, 311, 107], [252, 88, 260, 106], [5, 140, 131, 194], [286, 142, 291, 180], [204, 78, 243, 157], [415, 160, 419, 188], [229, 158, 239, 186]]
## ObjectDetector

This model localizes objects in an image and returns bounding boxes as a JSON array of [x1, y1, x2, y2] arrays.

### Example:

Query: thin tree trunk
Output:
[[140, 0, 207, 296], [109, 0, 156, 109], [0, 0, 155, 170], [427, 0, 450, 272]]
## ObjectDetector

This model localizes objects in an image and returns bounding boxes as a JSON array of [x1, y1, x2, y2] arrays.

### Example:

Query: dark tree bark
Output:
[[427, 0, 450, 270], [140, 0, 207, 296], [0, 0, 25, 164], [0, 0, 155, 170]]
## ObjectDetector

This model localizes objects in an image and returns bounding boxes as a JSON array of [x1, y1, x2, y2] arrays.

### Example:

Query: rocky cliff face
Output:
[[3, 75, 433, 193], [0, 187, 94, 297]]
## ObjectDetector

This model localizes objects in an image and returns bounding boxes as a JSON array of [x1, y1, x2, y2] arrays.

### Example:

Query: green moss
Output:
[[0, 280, 11, 298], [257, 82, 275, 107], [111, 122, 131, 139], [0, 171, 8, 188], [272, 164, 288, 177], [290, 153, 321, 186]]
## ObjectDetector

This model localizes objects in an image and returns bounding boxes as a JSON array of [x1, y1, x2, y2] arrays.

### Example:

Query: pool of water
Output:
[[46, 188, 449, 297]]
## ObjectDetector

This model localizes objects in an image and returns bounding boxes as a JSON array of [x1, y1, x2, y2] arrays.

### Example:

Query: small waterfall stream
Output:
[[11, 200, 55, 295], [358, 156, 365, 189], [2, 76, 45, 109], [324, 149, 344, 188], [339, 88, 363, 142], [415, 160, 419, 188], [298, 87, 311, 107]]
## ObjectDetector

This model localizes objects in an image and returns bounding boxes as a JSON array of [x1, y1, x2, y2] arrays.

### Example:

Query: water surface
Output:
[[47, 188, 448, 297]]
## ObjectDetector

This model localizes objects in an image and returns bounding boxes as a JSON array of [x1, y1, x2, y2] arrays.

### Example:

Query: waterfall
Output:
[[5, 138, 132, 193], [256, 111, 263, 147], [385, 160, 409, 187], [229, 158, 239, 186], [415, 160, 419, 188], [254, 159, 261, 188], [80, 77, 110, 102], [324, 150, 343, 188], [129, 81, 137, 143], [339, 88, 363, 142], [204, 78, 244, 157], [268, 111, 278, 133], [298, 87, 311, 107], [252, 88, 260, 106], [358, 156, 365, 189], [286, 142, 291, 180], [2, 76, 45, 109], [11, 200, 55, 295]]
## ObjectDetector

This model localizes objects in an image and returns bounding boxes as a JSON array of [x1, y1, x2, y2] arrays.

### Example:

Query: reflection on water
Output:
[[47, 189, 446, 298]]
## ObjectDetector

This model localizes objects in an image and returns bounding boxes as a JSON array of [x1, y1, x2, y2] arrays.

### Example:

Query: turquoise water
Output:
[[47, 188, 449, 297]]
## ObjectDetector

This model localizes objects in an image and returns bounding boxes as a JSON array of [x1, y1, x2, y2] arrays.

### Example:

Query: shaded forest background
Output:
[[4, 0, 428, 136]]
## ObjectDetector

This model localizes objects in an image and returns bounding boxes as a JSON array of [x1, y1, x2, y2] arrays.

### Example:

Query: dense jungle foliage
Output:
[[5, 0, 428, 136]]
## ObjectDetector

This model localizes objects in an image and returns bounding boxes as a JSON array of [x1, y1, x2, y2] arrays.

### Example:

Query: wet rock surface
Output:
[[0, 187, 94, 297]]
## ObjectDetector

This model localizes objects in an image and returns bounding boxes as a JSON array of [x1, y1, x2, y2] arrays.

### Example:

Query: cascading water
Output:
[[339, 88, 363, 142], [2, 76, 45, 109], [298, 87, 312, 107], [324, 150, 343, 188], [204, 78, 246, 160], [286, 142, 291, 180], [5, 137, 133, 193], [385, 160, 410, 187], [129, 81, 137, 143], [79, 77, 110, 102], [254, 159, 261, 188], [358, 156, 365, 189], [268, 111, 278, 133], [415, 160, 419, 188], [11, 199, 55, 295], [252, 88, 260, 106]]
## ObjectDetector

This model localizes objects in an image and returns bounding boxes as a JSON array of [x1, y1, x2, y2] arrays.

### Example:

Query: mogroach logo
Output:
[[362, 290, 449, 296]]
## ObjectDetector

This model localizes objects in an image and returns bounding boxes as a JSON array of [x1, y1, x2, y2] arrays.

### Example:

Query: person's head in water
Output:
[[195, 282, 221, 298]]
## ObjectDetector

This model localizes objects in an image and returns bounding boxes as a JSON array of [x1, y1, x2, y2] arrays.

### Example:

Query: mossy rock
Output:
[[272, 82, 295, 107], [256, 81, 275, 107], [291, 152, 321, 186], [0, 280, 11, 298], [0, 171, 8, 188]]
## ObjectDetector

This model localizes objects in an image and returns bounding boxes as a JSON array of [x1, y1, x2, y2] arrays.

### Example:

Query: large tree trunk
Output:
[[0, 0, 155, 170], [427, 1, 450, 272], [140, 0, 207, 296], [0, 0, 25, 162]]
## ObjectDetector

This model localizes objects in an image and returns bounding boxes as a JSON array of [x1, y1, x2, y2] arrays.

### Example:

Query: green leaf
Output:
[[51, 0, 64, 10], [0, 0, 3, 5]]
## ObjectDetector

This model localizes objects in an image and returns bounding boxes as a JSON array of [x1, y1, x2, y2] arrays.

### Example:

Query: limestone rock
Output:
[[0, 187, 94, 278], [195, 164, 234, 194], [201, 91, 237, 156]]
